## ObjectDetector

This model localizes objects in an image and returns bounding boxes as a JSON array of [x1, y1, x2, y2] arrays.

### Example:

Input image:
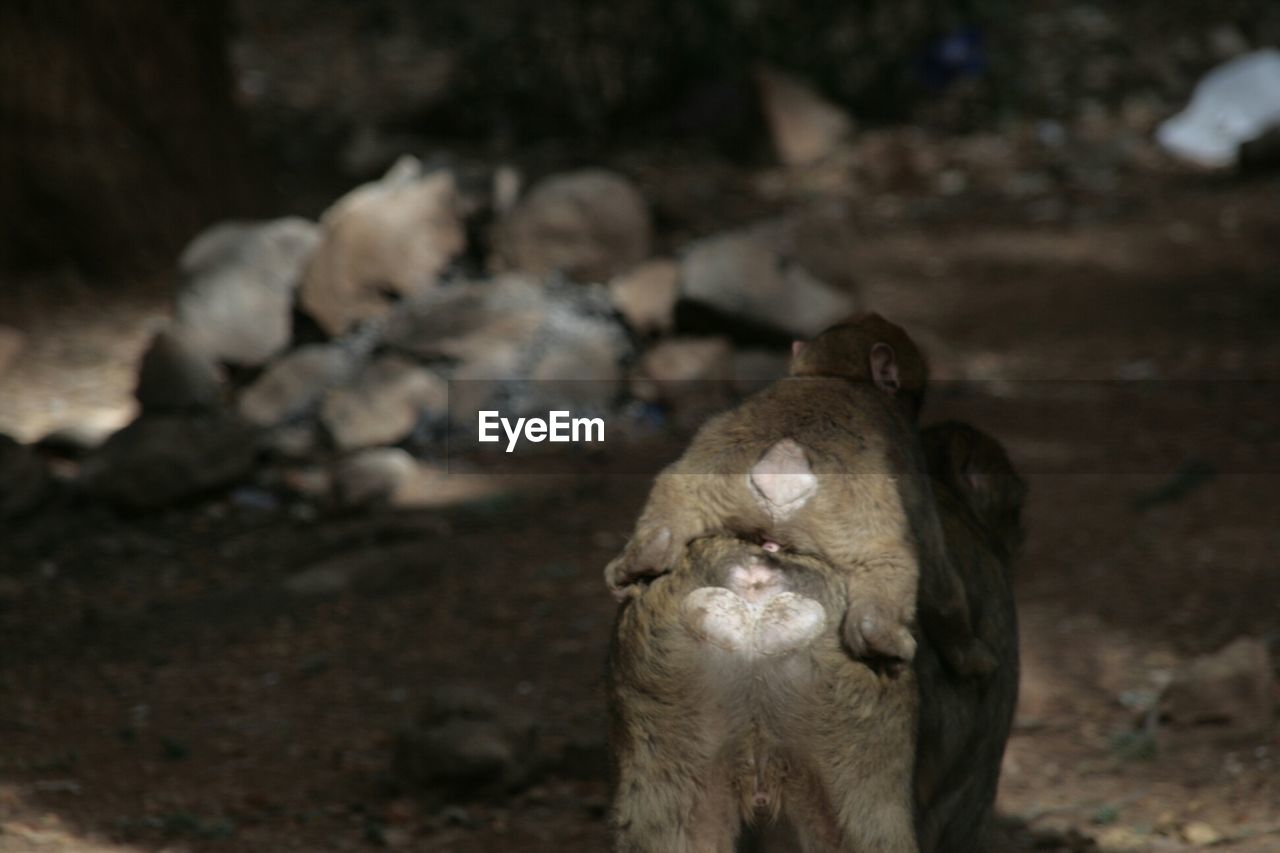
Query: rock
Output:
[[394, 685, 538, 796], [135, 325, 225, 412], [0, 434, 52, 518], [633, 338, 734, 389], [387, 276, 629, 426], [609, 258, 679, 335], [320, 357, 447, 451], [756, 66, 854, 168], [495, 169, 650, 283], [238, 344, 359, 428], [385, 276, 548, 363], [174, 218, 320, 366], [520, 293, 628, 415], [0, 324, 24, 377], [300, 157, 465, 336], [80, 412, 258, 510], [1181, 821, 1222, 846], [331, 447, 419, 508], [382, 463, 520, 510], [680, 222, 856, 338], [1160, 636, 1275, 731], [632, 338, 735, 427]]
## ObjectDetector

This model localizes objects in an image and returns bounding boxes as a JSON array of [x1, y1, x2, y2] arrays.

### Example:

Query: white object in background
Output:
[[1156, 48, 1280, 168]]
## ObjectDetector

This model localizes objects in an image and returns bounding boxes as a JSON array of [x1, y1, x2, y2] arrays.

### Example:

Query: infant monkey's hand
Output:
[[842, 598, 918, 675], [604, 527, 677, 601]]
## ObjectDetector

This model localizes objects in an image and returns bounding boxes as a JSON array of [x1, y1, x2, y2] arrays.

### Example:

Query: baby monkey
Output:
[[607, 313, 995, 676]]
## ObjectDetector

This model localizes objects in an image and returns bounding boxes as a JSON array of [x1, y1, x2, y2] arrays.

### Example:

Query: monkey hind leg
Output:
[[613, 767, 739, 853]]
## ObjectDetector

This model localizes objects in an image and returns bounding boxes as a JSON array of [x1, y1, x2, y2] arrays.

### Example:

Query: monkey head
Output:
[[789, 312, 929, 419]]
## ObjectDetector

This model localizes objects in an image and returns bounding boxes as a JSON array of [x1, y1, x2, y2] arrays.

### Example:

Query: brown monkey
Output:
[[607, 426, 1026, 852], [606, 314, 993, 676], [913, 421, 1025, 853], [608, 535, 919, 853]]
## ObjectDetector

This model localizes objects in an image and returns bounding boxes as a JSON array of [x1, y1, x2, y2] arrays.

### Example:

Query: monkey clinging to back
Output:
[[606, 313, 995, 676]]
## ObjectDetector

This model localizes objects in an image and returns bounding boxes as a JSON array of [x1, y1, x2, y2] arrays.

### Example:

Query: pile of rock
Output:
[[2, 154, 861, 517]]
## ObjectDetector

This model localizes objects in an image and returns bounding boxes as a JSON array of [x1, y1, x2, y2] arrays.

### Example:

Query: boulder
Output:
[[680, 222, 856, 338], [135, 325, 225, 412], [0, 434, 52, 518], [80, 412, 258, 510], [237, 343, 359, 428], [1160, 636, 1275, 731], [387, 277, 629, 426], [331, 447, 419, 508], [384, 276, 548, 364], [495, 169, 650, 283], [632, 337, 735, 426], [320, 357, 447, 451], [174, 218, 320, 366], [609, 258, 679, 335], [756, 66, 854, 168], [300, 157, 466, 336]]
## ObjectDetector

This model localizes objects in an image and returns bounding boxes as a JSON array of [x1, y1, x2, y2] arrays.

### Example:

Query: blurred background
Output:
[[1, 1, 1278, 851]]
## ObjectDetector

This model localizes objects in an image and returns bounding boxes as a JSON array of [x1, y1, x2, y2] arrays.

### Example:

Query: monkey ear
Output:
[[791, 340, 806, 358], [870, 342, 900, 394]]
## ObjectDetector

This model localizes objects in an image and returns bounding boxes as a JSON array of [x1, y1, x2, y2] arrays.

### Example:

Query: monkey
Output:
[[912, 421, 1025, 853], [605, 313, 995, 677], [605, 425, 1026, 853], [608, 535, 920, 853]]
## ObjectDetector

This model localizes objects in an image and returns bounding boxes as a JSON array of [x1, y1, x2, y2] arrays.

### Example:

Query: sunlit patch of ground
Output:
[[0, 276, 167, 443]]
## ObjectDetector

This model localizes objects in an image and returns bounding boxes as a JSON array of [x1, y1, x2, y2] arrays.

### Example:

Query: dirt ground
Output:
[[1, 166, 1278, 852]]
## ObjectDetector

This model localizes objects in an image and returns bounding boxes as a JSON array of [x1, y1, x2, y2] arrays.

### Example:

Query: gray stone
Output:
[[331, 447, 418, 508], [320, 357, 448, 451], [0, 434, 52, 518], [387, 276, 630, 427], [80, 412, 258, 510], [175, 218, 320, 366], [609, 258, 679, 335], [1160, 636, 1275, 731], [495, 169, 650, 283], [385, 275, 548, 363], [300, 157, 466, 336], [680, 221, 856, 338], [237, 344, 358, 428], [135, 325, 225, 412]]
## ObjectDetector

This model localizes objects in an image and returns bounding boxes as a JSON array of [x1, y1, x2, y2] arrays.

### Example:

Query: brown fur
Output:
[[606, 424, 1026, 852], [791, 312, 929, 419], [608, 536, 919, 852], [605, 315, 993, 676]]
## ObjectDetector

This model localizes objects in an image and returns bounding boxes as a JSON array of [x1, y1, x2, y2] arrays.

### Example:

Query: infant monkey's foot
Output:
[[842, 600, 917, 671], [605, 528, 676, 601]]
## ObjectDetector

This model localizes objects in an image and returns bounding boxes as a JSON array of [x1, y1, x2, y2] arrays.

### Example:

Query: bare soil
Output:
[[1, 171, 1278, 851]]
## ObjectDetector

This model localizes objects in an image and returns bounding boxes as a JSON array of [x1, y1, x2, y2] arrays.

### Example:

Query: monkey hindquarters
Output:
[[608, 537, 919, 853]]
